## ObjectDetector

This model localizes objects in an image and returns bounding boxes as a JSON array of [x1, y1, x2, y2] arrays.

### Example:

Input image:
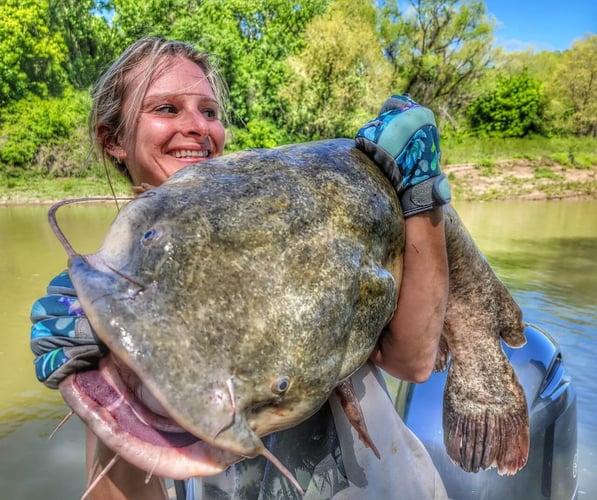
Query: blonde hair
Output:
[[89, 36, 229, 180]]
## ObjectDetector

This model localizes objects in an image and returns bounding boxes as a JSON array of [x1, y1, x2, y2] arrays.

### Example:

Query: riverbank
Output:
[[1, 159, 596, 205], [445, 158, 597, 201]]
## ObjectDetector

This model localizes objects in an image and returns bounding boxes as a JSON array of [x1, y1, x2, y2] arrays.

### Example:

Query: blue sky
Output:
[[484, 0, 596, 51]]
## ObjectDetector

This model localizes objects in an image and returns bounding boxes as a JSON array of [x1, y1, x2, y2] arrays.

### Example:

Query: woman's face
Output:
[[116, 56, 226, 186]]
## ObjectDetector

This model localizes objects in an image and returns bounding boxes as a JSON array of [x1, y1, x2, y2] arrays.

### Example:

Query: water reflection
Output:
[[0, 200, 595, 498]]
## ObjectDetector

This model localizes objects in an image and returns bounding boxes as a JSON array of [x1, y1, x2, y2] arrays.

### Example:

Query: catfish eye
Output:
[[271, 376, 290, 395], [141, 228, 163, 246]]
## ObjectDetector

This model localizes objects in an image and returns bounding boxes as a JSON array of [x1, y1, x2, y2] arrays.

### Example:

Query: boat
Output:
[[398, 324, 578, 500]]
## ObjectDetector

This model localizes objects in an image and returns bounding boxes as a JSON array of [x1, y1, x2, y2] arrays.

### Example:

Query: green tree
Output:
[[48, 0, 117, 89], [466, 71, 547, 137], [172, 0, 329, 135], [111, 0, 190, 50], [487, 48, 561, 135], [281, 0, 393, 140], [0, 0, 68, 107], [379, 0, 495, 126], [548, 35, 597, 137], [496, 48, 561, 86], [0, 90, 90, 174]]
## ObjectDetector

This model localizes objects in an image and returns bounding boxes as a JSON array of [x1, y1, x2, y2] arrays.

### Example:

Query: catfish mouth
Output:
[[59, 354, 240, 479]]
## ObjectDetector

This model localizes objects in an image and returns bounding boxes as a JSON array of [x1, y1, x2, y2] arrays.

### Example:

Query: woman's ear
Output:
[[97, 125, 127, 163]]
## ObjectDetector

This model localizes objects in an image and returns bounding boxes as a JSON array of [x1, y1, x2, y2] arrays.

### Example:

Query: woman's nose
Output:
[[181, 110, 209, 137]]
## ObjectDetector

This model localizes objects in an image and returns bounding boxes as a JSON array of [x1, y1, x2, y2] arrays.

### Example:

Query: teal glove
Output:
[[355, 94, 451, 217], [30, 271, 106, 389]]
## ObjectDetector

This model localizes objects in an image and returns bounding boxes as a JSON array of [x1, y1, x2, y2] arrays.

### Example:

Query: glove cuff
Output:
[[400, 173, 452, 218], [354, 137, 403, 191]]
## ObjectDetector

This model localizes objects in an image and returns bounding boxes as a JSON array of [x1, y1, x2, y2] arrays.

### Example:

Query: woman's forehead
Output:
[[128, 55, 215, 101]]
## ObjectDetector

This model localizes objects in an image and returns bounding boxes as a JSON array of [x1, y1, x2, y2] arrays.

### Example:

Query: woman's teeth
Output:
[[173, 150, 208, 158]]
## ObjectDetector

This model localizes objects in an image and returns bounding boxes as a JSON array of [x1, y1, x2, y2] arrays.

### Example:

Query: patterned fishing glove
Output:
[[30, 270, 106, 389], [355, 94, 451, 217]]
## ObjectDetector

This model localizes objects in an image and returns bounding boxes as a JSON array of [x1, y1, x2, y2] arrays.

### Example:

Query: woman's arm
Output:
[[355, 95, 451, 383], [370, 208, 448, 382], [85, 429, 169, 500]]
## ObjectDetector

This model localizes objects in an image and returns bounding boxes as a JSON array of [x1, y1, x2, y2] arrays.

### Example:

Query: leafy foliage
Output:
[[0, 0, 68, 106], [48, 0, 117, 89], [227, 120, 292, 151], [0, 90, 90, 173], [281, 0, 392, 140], [111, 0, 192, 49], [547, 35, 597, 137], [466, 71, 547, 137], [379, 0, 495, 121], [0, 0, 594, 180]]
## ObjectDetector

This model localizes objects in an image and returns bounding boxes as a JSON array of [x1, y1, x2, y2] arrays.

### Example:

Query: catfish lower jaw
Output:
[[59, 355, 240, 479]]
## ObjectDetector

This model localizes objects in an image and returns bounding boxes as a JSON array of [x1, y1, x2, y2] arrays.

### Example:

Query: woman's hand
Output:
[[355, 94, 451, 218], [30, 271, 106, 388]]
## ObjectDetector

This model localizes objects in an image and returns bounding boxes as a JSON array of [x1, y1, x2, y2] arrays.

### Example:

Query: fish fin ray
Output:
[[335, 379, 381, 459]]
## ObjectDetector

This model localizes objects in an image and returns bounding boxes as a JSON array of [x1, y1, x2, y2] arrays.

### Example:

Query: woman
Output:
[[30, 36, 449, 499]]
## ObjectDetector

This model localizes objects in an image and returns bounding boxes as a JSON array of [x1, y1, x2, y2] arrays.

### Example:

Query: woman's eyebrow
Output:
[[144, 91, 218, 101]]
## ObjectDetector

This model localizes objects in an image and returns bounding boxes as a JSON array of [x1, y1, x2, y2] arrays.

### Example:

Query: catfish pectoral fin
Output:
[[335, 379, 381, 459], [442, 361, 529, 475]]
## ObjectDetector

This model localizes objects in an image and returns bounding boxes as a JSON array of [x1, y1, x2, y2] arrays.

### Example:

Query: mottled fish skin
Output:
[[69, 139, 404, 459], [66, 138, 529, 477]]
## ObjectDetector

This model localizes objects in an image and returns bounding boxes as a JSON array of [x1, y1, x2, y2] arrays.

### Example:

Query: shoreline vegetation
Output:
[[2, 157, 595, 206], [2, 137, 596, 205], [2, 3, 595, 206]]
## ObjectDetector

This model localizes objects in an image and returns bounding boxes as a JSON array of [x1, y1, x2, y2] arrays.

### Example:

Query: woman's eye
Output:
[[202, 108, 219, 120], [155, 104, 177, 114]]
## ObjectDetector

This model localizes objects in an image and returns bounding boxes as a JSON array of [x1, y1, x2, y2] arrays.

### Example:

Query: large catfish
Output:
[[54, 139, 528, 491]]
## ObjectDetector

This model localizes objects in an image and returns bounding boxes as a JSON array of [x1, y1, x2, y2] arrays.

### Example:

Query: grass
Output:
[[0, 174, 131, 204], [533, 167, 563, 180], [476, 159, 496, 177], [1, 136, 596, 203], [442, 135, 597, 168]]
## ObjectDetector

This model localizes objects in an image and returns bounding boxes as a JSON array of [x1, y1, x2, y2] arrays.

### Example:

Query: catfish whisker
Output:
[[105, 264, 147, 292], [260, 447, 305, 496], [80, 453, 121, 500], [226, 377, 236, 415], [48, 197, 132, 259], [48, 410, 74, 440], [145, 450, 162, 484]]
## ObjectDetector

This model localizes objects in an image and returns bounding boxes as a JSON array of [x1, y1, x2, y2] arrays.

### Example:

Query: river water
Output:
[[0, 200, 595, 499]]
